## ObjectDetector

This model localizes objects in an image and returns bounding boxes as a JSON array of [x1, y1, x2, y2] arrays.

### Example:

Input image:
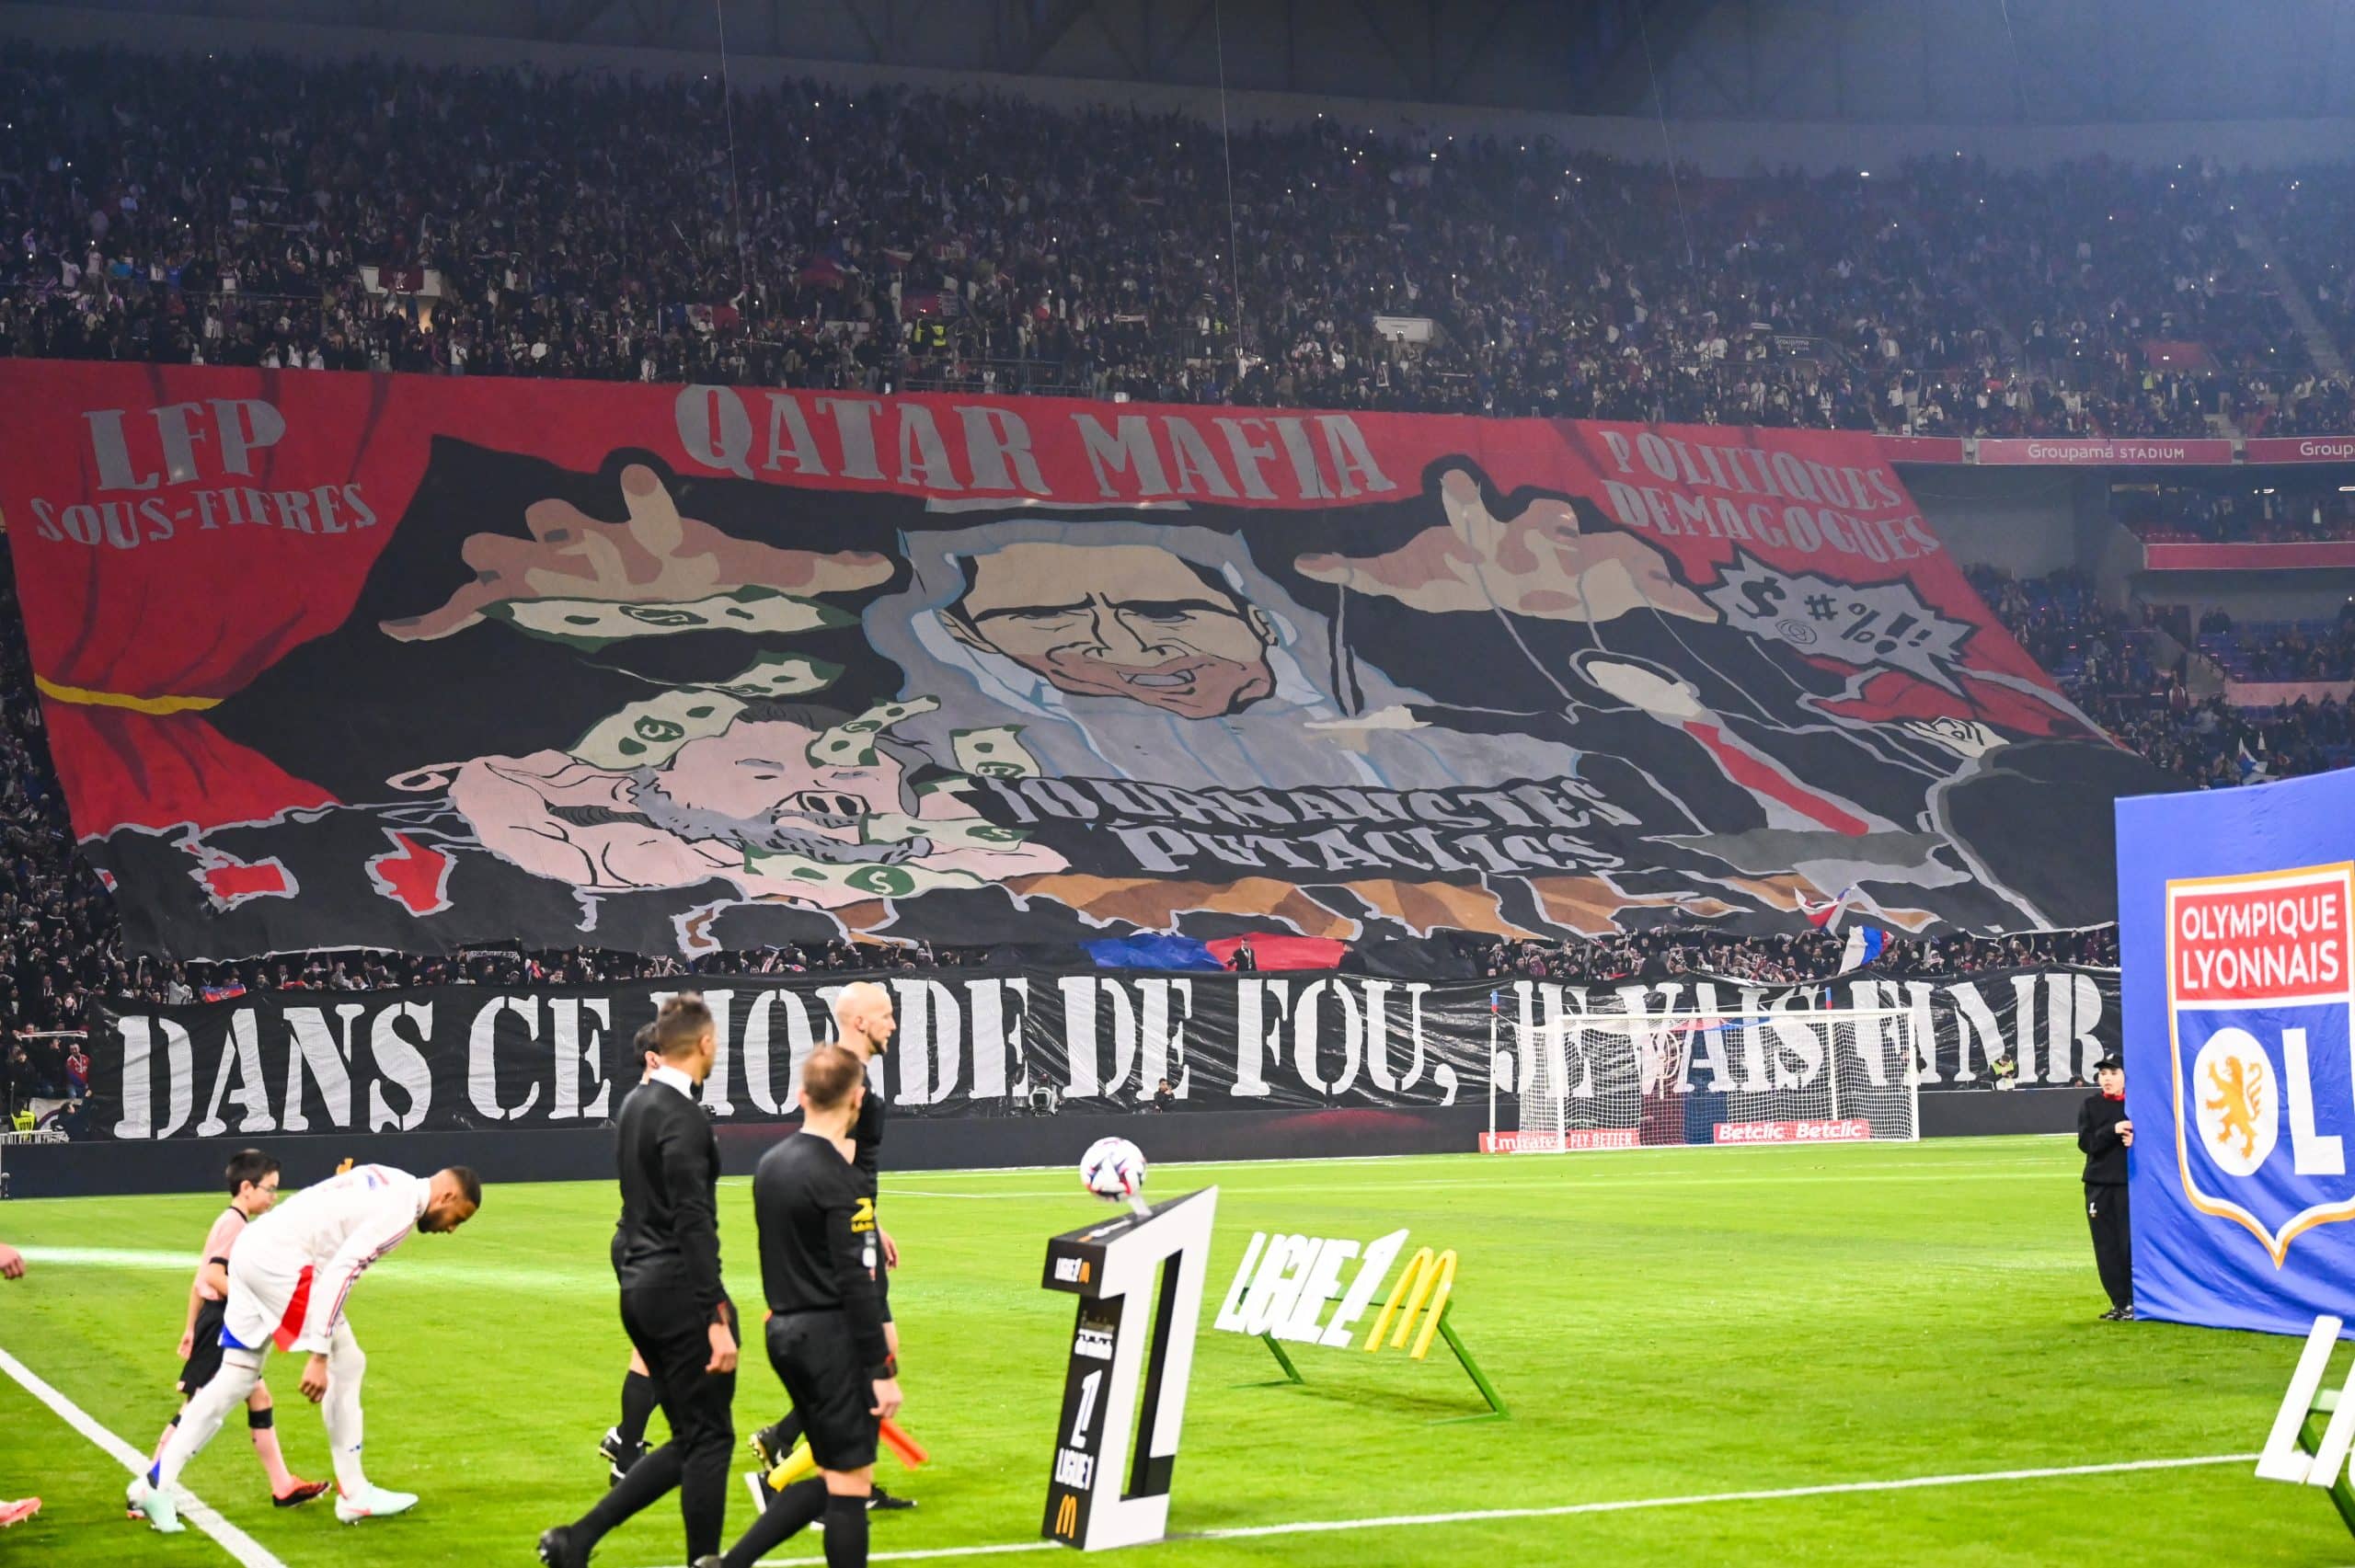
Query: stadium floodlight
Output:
[[1484, 1007, 1923, 1152]]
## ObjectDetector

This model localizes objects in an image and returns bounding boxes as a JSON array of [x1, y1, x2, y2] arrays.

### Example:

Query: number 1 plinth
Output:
[[1040, 1186, 1219, 1551]]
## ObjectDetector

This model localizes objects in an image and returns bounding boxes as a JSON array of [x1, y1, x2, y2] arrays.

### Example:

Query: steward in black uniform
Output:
[[542, 996, 741, 1568], [2079, 1055, 2134, 1320], [712, 1043, 902, 1568]]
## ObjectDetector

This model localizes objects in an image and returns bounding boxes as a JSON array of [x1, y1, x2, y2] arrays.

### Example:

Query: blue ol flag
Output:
[[2119, 768, 2355, 1335]]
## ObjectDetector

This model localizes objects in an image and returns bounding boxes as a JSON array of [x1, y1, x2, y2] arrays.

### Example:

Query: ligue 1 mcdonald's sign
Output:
[[1212, 1228, 1508, 1417]]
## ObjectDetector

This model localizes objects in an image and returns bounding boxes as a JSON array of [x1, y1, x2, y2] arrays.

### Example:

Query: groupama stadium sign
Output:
[[0, 362, 2172, 959]]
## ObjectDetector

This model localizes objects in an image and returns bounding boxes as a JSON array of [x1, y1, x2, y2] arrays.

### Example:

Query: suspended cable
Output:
[[714, 0, 749, 295], [1212, 0, 1247, 375], [1636, 4, 1696, 270]]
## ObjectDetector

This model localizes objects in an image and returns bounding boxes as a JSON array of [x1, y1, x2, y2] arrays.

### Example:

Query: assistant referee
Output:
[[752, 979, 911, 1510], [712, 1043, 902, 1568]]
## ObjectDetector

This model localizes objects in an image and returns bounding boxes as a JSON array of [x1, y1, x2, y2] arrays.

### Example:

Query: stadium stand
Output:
[[1, 43, 2352, 438], [2119, 481, 2355, 544], [1970, 565, 2355, 782]]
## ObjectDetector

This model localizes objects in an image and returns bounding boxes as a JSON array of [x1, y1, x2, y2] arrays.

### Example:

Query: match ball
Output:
[[1080, 1136, 1147, 1202]]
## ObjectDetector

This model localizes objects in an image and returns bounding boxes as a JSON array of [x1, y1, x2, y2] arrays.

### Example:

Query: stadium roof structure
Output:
[[29, 0, 2355, 123]]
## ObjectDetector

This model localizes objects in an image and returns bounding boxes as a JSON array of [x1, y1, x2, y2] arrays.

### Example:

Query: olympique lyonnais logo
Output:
[[1711, 1117, 1872, 1145], [2167, 863, 2355, 1265]]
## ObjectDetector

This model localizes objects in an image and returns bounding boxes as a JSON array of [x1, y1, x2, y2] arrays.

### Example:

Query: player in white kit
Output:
[[130, 1162, 482, 1532]]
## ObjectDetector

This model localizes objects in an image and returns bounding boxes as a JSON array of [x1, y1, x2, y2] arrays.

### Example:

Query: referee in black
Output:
[[541, 994, 741, 1568], [752, 980, 912, 1511], [711, 1042, 902, 1568], [2079, 1053, 2134, 1321]]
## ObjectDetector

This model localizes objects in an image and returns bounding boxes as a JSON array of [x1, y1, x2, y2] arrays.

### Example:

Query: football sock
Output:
[[764, 1411, 807, 1457], [323, 1331, 369, 1495], [149, 1413, 180, 1469], [822, 1490, 870, 1567], [575, 1441, 684, 1545], [617, 1368, 658, 1448], [247, 1406, 298, 1494], [721, 1477, 826, 1568], [154, 1351, 260, 1490]]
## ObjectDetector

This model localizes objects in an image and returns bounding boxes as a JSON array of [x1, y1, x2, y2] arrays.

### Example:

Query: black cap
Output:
[[2094, 1055, 2123, 1072]]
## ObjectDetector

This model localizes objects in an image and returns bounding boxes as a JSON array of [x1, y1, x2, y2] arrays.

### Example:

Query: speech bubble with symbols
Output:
[[1703, 551, 1977, 694]]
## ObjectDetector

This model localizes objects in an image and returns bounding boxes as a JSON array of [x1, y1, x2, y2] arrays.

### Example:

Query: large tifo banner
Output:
[[0, 362, 2171, 959], [2119, 771, 2355, 1336], [94, 967, 2117, 1139]]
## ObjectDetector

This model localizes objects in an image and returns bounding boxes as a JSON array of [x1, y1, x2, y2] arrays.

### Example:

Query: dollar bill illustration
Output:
[[806, 697, 943, 768], [856, 811, 1031, 849], [491, 588, 854, 648], [741, 851, 985, 900], [707, 652, 843, 700], [573, 690, 745, 768], [950, 726, 1040, 779]]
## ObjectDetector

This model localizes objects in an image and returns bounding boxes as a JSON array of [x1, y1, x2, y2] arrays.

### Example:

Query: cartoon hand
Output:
[[382, 464, 891, 641], [1296, 466, 1716, 624]]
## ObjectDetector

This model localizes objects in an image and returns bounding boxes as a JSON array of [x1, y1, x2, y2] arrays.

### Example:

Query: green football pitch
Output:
[[0, 1135, 2346, 1566]]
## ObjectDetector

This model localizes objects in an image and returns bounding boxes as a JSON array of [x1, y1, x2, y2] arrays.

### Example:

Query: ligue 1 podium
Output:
[[1037, 1187, 1219, 1551]]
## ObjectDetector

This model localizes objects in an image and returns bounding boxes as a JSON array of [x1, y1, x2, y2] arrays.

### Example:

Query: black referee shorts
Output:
[[764, 1310, 878, 1472], [178, 1299, 229, 1394]]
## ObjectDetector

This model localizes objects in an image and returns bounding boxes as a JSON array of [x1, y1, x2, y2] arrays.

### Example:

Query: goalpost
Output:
[[1482, 1008, 1924, 1151]]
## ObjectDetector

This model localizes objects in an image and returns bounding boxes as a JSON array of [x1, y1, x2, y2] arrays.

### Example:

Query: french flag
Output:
[[1800, 885, 1857, 931], [1840, 924, 1888, 971]]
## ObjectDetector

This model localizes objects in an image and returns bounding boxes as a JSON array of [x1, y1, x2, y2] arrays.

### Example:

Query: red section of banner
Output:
[[1874, 435, 1968, 464], [1977, 438, 2236, 466], [2143, 541, 2355, 570], [2244, 436, 2355, 465]]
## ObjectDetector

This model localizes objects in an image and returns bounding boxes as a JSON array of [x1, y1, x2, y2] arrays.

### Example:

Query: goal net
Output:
[[1484, 1008, 1922, 1151]]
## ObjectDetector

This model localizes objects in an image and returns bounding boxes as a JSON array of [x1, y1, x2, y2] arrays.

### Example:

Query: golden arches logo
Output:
[[1362, 1246, 1457, 1361], [1052, 1493, 1078, 1538]]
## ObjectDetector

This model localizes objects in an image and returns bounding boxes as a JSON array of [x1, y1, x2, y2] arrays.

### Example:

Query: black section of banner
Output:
[[87, 967, 2119, 1141]]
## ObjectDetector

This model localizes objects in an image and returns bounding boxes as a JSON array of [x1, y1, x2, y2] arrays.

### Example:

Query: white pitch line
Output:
[[676, 1451, 2257, 1566], [17, 1246, 608, 1295], [885, 1141, 2071, 1180], [0, 1343, 288, 1568], [885, 1170, 2063, 1200]]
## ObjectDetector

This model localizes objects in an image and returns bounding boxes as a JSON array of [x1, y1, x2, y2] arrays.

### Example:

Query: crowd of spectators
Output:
[[1966, 566, 2169, 700], [2196, 616, 2355, 681], [4, 43, 2355, 438], [1480, 925, 2118, 987], [1970, 565, 2355, 786], [2120, 482, 2355, 544], [2248, 167, 2355, 371]]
